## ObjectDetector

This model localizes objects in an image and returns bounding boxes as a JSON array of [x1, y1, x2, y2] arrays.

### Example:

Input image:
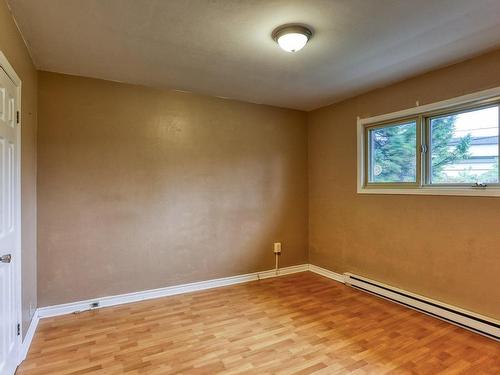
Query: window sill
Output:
[[357, 186, 500, 197]]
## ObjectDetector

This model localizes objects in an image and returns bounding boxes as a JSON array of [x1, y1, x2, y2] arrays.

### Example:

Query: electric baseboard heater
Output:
[[344, 273, 500, 341]]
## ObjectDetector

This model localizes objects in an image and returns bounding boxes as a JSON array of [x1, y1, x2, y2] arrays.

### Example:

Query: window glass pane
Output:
[[430, 106, 499, 184], [368, 120, 417, 183]]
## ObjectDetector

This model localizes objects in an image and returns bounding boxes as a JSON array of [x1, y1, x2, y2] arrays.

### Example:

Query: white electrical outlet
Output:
[[273, 242, 282, 254]]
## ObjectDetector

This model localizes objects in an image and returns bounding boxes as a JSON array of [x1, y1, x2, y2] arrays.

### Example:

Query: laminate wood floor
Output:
[[18, 272, 499, 374]]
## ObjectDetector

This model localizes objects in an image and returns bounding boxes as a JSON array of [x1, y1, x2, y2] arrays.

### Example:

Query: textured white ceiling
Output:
[[7, 0, 500, 110]]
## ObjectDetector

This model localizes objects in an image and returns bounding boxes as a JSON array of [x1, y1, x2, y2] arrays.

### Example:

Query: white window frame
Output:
[[357, 86, 500, 197]]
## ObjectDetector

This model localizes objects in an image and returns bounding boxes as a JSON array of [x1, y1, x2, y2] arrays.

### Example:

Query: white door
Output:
[[0, 65, 20, 375]]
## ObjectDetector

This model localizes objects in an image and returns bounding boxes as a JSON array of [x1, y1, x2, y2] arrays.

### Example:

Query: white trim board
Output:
[[0, 52, 22, 86], [37, 264, 309, 319], [308, 264, 344, 283], [19, 312, 39, 362]]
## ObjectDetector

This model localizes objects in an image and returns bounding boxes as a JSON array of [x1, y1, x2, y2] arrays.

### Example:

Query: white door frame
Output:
[[0, 51, 23, 366]]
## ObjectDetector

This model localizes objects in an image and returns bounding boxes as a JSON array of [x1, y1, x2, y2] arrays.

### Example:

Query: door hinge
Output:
[[17, 323, 20, 336], [16, 111, 20, 124]]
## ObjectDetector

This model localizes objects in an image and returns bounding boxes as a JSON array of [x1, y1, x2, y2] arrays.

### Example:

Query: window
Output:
[[428, 106, 499, 185], [367, 119, 418, 184], [358, 90, 500, 196]]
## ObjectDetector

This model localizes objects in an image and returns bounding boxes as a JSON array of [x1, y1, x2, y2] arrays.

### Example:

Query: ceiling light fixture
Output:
[[272, 25, 313, 53]]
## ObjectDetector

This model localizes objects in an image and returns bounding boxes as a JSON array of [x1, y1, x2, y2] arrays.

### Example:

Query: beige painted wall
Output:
[[308, 49, 500, 319], [0, 1, 37, 337], [37, 72, 308, 306]]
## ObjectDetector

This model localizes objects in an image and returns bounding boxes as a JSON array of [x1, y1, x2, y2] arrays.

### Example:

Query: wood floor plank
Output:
[[18, 272, 499, 374]]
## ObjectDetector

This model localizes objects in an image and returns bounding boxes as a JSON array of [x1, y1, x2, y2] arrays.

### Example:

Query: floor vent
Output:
[[344, 273, 499, 341]]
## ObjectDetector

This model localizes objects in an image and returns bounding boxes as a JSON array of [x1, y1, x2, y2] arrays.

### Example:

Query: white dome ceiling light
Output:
[[272, 25, 313, 53]]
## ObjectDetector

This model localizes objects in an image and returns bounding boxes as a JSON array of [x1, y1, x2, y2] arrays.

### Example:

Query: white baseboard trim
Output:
[[258, 264, 310, 279], [344, 272, 500, 341], [37, 264, 309, 319], [308, 264, 345, 283], [19, 311, 39, 362]]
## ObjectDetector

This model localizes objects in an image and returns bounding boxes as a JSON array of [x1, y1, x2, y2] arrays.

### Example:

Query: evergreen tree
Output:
[[371, 122, 416, 182], [430, 116, 471, 183], [371, 117, 471, 183]]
